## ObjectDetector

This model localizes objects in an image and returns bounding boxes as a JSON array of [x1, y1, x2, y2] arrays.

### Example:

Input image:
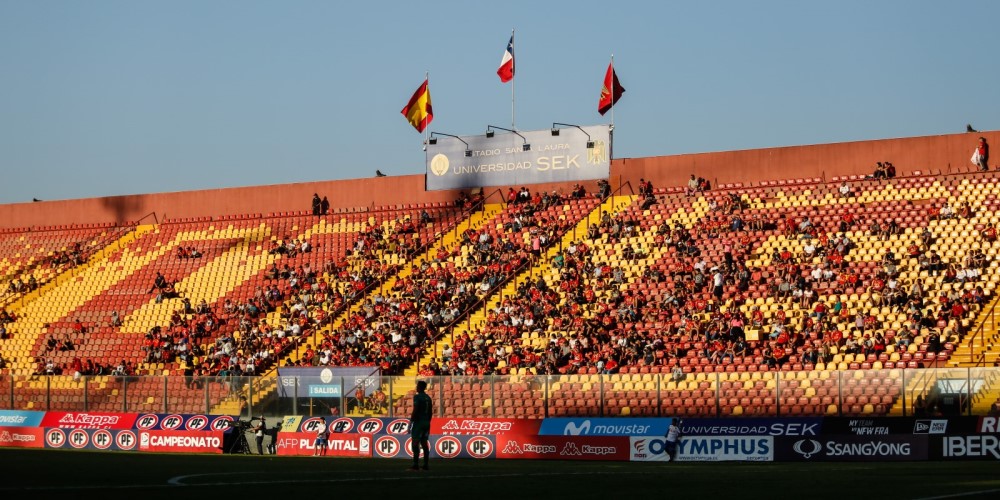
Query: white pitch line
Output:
[[912, 488, 1000, 500], [0, 470, 657, 492], [167, 470, 656, 487]]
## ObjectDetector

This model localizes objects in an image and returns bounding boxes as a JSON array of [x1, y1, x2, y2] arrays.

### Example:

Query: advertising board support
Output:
[[656, 375, 661, 418], [161, 376, 168, 413], [838, 371, 844, 418]]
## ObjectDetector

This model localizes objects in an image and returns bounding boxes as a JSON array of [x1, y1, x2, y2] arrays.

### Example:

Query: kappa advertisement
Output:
[[39, 411, 138, 430], [0, 427, 44, 448], [433, 418, 541, 436], [497, 435, 629, 461], [424, 125, 612, 191]]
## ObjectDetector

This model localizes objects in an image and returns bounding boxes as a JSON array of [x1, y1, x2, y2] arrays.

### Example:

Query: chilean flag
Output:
[[497, 35, 514, 83]]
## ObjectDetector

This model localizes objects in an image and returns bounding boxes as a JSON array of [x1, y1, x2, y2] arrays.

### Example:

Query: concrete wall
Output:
[[0, 130, 994, 230]]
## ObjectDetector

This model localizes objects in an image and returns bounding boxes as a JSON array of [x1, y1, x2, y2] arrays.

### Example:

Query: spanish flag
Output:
[[401, 79, 433, 133]]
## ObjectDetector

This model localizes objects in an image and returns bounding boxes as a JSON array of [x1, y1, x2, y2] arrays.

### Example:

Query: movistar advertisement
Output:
[[538, 418, 672, 436], [424, 125, 611, 191]]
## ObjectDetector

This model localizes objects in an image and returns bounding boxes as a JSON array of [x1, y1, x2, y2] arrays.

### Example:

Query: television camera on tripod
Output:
[[224, 418, 255, 455]]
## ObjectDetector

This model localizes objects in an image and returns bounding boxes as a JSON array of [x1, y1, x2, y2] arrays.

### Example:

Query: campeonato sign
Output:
[[424, 125, 612, 191]]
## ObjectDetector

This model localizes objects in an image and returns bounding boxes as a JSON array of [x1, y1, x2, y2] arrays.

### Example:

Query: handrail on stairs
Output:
[[967, 295, 998, 366]]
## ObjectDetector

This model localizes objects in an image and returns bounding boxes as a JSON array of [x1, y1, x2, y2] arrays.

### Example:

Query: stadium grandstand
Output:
[[1, 130, 999, 420]]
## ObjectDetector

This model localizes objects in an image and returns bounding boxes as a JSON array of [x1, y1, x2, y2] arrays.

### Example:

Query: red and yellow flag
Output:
[[401, 79, 433, 133], [598, 61, 625, 116]]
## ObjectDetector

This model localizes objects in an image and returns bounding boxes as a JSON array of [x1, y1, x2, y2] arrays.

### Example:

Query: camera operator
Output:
[[266, 421, 281, 455], [253, 417, 266, 455]]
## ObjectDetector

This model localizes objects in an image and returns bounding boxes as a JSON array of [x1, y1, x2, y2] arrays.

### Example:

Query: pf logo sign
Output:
[[358, 418, 384, 434], [45, 429, 67, 448], [467, 436, 493, 459], [116, 430, 137, 450], [161, 415, 184, 430], [435, 436, 461, 459], [69, 429, 90, 449], [375, 436, 401, 458], [329, 418, 355, 434], [135, 414, 160, 430], [185, 416, 209, 431], [93, 430, 113, 450], [211, 416, 235, 432], [387, 419, 411, 435], [301, 418, 327, 433]]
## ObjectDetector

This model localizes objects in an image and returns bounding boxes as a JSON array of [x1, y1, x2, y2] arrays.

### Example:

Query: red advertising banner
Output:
[[0, 427, 44, 449], [138, 430, 224, 454], [40, 411, 138, 430], [275, 432, 372, 457], [432, 418, 541, 436], [496, 435, 630, 461]]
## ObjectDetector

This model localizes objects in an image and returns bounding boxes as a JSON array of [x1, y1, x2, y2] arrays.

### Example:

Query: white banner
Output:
[[425, 125, 611, 191], [630, 436, 774, 462]]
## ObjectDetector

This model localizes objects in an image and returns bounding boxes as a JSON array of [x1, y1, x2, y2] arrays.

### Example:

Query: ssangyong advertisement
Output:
[[776, 436, 928, 461]]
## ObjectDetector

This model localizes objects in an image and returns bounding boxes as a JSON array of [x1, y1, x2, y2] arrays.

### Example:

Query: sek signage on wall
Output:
[[276, 367, 381, 398], [424, 125, 612, 191]]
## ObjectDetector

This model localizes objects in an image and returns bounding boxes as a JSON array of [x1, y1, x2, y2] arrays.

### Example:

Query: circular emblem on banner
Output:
[[320, 368, 333, 384], [116, 430, 137, 450], [93, 429, 113, 450], [793, 439, 823, 459], [467, 436, 493, 459], [330, 418, 355, 433], [45, 429, 67, 448], [135, 414, 160, 430], [387, 419, 411, 435], [185, 415, 209, 431], [161, 414, 184, 430], [211, 416, 235, 431], [68, 429, 89, 449], [435, 436, 462, 459], [374, 436, 400, 458], [358, 418, 384, 434], [431, 154, 449, 176], [301, 417, 327, 433]]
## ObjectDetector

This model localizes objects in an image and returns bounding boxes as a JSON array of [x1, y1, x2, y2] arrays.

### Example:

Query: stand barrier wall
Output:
[[4, 408, 1000, 461]]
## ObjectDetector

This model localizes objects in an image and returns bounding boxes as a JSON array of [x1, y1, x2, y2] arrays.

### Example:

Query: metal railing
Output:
[[3, 366, 998, 418]]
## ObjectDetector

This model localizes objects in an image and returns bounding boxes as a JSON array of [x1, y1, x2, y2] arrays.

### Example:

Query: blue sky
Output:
[[0, 0, 997, 204]]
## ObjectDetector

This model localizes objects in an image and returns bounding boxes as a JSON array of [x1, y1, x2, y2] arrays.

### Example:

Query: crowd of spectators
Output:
[[412, 180, 989, 379]]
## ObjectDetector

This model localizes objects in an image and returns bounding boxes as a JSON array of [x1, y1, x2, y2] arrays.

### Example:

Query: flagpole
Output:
[[510, 28, 515, 130], [424, 71, 430, 146], [610, 54, 615, 133]]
